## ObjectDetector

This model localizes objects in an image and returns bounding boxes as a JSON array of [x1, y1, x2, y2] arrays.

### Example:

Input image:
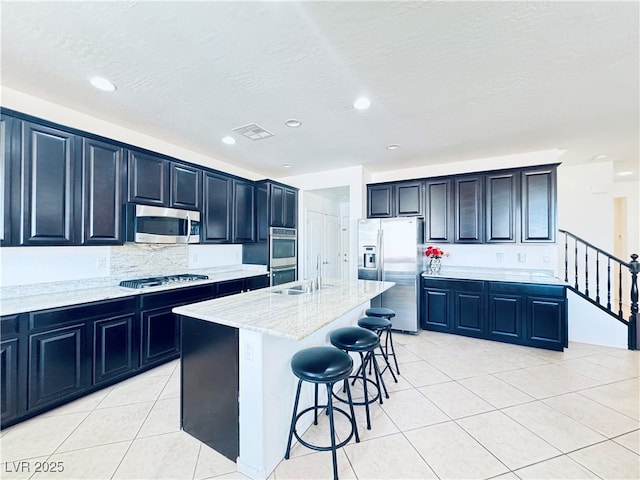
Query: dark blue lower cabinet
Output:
[[28, 324, 89, 411], [488, 293, 525, 343], [526, 296, 567, 350], [420, 276, 566, 351], [453, 282, 485, 337], [94, 314, 138, 385], [1, 337, 20, 424], [420, 285, 452, 332]]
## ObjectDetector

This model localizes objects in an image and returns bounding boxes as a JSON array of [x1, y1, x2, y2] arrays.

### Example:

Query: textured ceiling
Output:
[[1, 1, 638, 180]]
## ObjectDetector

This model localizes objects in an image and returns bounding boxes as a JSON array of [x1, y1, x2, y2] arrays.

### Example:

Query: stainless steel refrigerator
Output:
[[358, 217, 424, 333]]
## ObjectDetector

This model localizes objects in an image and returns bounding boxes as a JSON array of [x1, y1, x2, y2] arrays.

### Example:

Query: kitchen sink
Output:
[[273, 287, 307, 295]]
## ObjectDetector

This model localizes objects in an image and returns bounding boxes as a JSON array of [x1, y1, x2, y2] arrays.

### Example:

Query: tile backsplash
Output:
[[0, 243, 245, 288]]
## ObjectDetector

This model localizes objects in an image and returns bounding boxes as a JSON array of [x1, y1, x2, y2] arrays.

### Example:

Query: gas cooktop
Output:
[[119, 274, 209, 289]]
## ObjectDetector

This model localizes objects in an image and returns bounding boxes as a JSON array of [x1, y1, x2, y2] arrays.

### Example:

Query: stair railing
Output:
[[559, 229, 639, 350]]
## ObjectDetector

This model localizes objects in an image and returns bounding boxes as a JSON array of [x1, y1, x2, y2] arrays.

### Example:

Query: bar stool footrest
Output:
[[291, 405, 356, 452]]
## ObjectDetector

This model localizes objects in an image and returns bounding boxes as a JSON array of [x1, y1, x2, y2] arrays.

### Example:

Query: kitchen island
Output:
[[173, 278, 395, 479]]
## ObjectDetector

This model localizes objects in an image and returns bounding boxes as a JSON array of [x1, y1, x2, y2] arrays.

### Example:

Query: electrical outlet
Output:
[[190, 253, 198, 264], [518, 253, 527, 263], [96, 256, 107, 270], [496, 253, 504, 262]]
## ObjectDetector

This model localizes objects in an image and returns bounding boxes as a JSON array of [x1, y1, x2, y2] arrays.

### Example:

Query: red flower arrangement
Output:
[[424, 246, 449, 259]]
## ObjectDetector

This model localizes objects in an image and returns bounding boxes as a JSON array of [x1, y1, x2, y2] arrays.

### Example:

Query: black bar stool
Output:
[[285, 346, 360, 480], [357, 316, 398, 383], [329, 326, 387, 430], [364, 307, 400, 376]]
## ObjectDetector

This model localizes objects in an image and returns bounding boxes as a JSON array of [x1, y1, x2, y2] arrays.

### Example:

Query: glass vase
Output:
[[429, 257, 441, 274]]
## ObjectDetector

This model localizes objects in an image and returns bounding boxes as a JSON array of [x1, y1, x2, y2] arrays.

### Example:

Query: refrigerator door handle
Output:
[[378, 228, 384, 281]]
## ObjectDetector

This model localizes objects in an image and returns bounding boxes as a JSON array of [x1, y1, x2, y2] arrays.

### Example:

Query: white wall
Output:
[[1, 86, 261, 180], [557, 161, 614, 252], [369, 149, 566, 183], [567, 290, 628, 348]]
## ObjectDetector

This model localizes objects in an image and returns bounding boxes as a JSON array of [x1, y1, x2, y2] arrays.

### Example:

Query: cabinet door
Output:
[[20, 122, 79, 245], [453, 290, 485, 336], [171, 162, 201, 210], [488, 293, 524, 342], [283, 188, 297, 228], [127, 150, 168, 206], [82, 138, 124, 245], [486, 172, 517, 243], [28, 324, 87, 410], [367, 184, 394, 218], [0, 338, 19, 424], [455, 176, 484, 243], [1, 115, 17, 246], [203, 172, 232, 243], [420, 285, 452, 332], [425, 179, 452, 242], [255, 183, 269, 242], [526, 297, 565, 350], [140, 308, 180, 367], [93, 314, 137, 385], [270, 184, 285, 226], [521, 167, 557, 242], [233, 180, 255, 243], [396, 181, 423, 216]]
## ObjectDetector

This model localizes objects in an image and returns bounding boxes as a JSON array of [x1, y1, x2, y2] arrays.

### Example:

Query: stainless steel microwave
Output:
[[124, 204, 201, 244]]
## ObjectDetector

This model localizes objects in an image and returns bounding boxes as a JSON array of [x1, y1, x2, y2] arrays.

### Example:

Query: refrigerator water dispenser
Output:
[[363, 246, 377, 268]]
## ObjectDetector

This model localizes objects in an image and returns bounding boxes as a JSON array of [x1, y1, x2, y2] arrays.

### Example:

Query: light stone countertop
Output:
[[173, 279, 396, 340], [421, 268, 566, 285], [0, 266, 268, 316]]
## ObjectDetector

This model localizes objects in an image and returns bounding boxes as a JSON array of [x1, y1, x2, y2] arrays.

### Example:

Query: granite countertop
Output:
[[173, 279, 395, 341], [421, 268, 566, 285], [0, 266, 268, 316]]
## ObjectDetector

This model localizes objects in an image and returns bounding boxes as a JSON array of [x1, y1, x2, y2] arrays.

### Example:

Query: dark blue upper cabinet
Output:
[[20, 121, 80, 246], [81, 138, 125, 245], [127, 150, 169, 207], [170, 162, 201, 211], [521, 167, 557, 243]]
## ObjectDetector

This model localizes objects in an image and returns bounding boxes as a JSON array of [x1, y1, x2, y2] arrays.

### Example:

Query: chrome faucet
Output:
[[316, 254, 322, 290]]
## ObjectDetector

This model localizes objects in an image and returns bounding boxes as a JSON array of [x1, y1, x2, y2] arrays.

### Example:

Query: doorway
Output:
[[302, 187, 350, 283], [613, 197, 629, 315]]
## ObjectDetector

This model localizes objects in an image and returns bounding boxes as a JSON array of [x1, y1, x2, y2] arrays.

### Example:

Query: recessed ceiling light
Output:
[[592, 154, 608, 161], [285, 119, 302, 128], [353, 97, 371, 110], [618, 171, 633, 176], [386, 144, 400, 150], [222, 136, 236, 145], [89, 76, 116, 92], [282, 164, 292, 168]]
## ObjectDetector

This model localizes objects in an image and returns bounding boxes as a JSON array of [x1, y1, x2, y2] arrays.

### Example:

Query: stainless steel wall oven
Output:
[[269, 227, 297, 285]]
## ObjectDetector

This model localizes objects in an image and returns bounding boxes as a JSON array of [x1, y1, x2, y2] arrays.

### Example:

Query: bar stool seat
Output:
[[365, 307, 396, 320], [363, 308, 401, 377], [285, 346, 359, 480], [329, 326, 388, 430]]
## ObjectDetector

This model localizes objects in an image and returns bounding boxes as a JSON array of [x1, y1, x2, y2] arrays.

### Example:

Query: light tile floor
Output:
[[1, 331, 639, 479]]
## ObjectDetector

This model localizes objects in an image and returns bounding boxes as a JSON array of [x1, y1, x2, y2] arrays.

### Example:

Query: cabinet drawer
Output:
[[140, 284, 215, 310], [489, 282, 565, 298], [424, 278, 485, 293], [0, 314, 21, 337], [30, 297, 137, 330]]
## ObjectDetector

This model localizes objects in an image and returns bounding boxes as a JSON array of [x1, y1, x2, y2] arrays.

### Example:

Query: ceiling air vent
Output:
[[232, 123, 273, 140]]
